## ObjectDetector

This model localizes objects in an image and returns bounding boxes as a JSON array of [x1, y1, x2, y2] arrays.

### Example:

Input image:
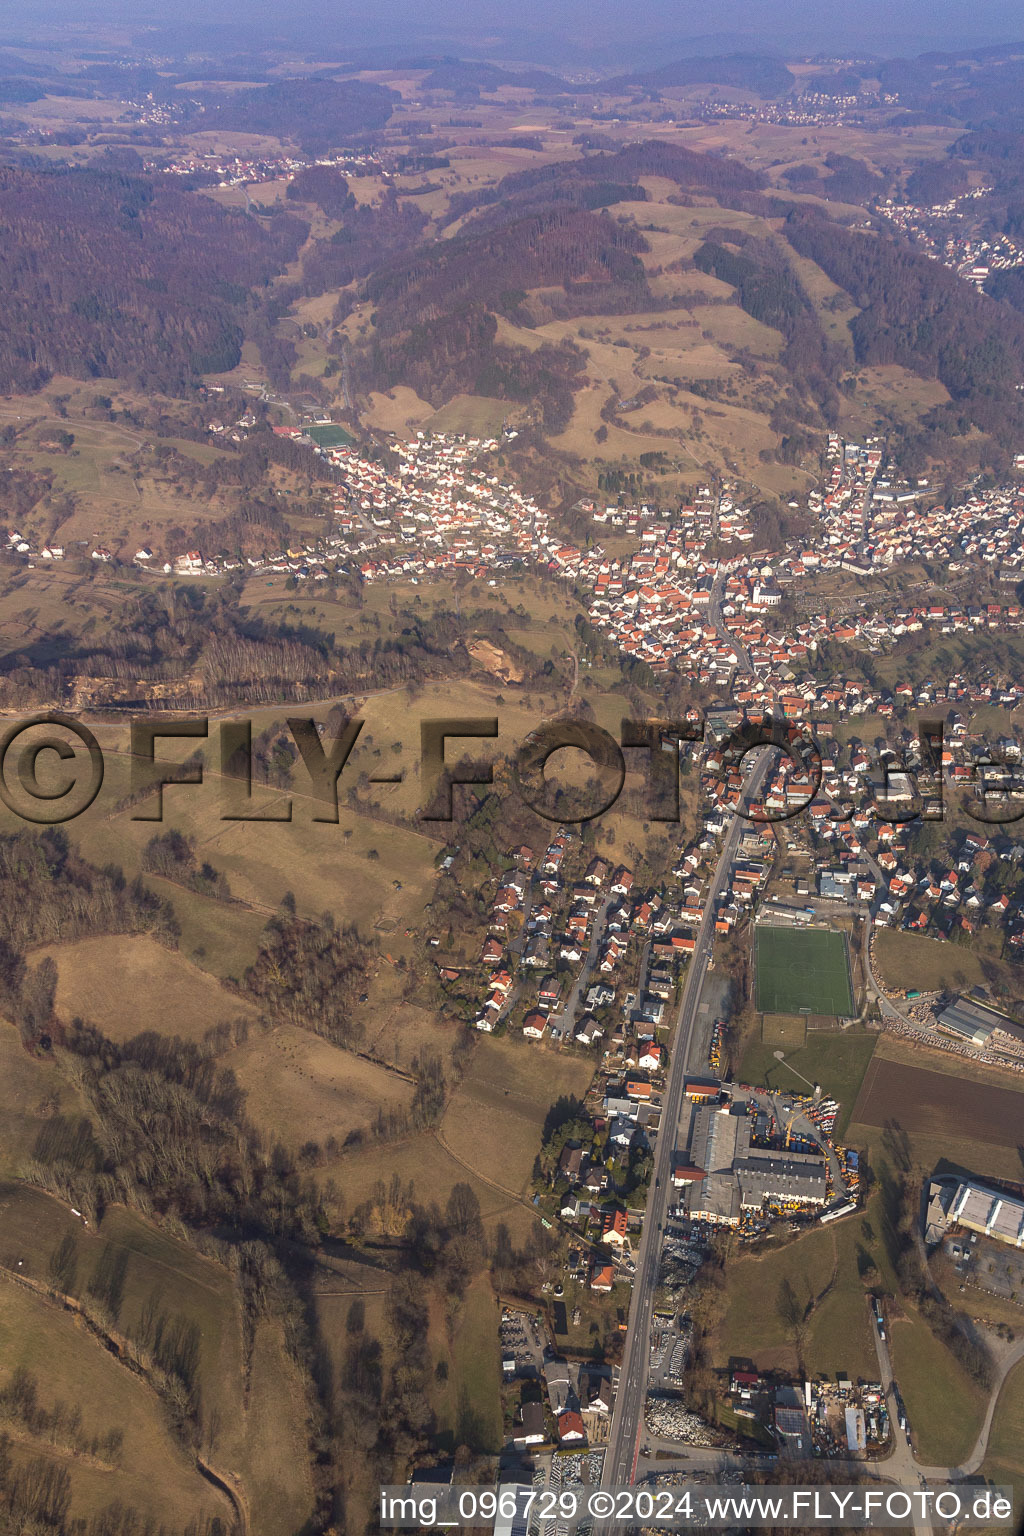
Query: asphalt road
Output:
[[600, 746, 776, 1498], [868, 1297, 934, 1536]]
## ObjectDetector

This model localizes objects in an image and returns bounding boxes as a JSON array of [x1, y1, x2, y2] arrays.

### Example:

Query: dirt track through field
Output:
[[851, 1055, 1024, 1148]]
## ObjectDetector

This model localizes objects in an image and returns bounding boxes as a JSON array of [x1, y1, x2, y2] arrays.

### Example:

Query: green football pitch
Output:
[[755, 925, 854, 1017]]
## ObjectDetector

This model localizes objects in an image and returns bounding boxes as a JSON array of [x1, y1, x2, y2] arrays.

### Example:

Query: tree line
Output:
[[0, 583, 476, 711]]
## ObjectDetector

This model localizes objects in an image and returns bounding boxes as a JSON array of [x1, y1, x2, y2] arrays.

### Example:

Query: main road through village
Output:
[[594, 709, 1022, 1534], [600, 743, 777, 1497]]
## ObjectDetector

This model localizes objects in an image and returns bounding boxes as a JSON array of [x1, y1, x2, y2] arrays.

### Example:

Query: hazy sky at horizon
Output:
[[4, 0, 1024, 60]]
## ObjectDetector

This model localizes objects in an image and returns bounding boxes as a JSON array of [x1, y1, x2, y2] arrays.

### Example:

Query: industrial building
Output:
[[934, 995, 1006, 1048], [685, 1104, 828, 1226], [737, 1149, 828, 1209], [925, 1175, 1024, 1249], [687, 1104, 751, 1225]]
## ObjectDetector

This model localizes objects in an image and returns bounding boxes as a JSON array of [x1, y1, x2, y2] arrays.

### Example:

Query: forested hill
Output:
[[0, 163, 307, 394], [443, 140, 766, 227], [364, 205, 651, 330], [419, 59, 569, 92], [594, 53, 796, 98], [342, 136, 1024, 458], [343, 140, 770, 426], [198, 78, 398, 153], [786, 208, 1024, 451]]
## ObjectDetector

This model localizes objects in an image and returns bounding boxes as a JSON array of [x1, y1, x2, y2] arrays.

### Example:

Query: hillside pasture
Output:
[[0, 1023, 86, 1177], [361, 386, 435, 434], [423, 394, 514, 435], [41, 933, 258, 1042], [439, 1035, 595, 1196], [224, 1023, 415, 1148], [0, 1184, 313, 1536], [331, 1127, 539, 1245], [68, 731, 442, 938], [243, 1319, 317, 1536], [0, 1187, 246, 1431], [0, 1270, 228, 1528]]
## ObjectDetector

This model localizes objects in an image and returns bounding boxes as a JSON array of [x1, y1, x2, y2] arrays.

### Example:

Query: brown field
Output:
[[329, 1127, 539, 1244], [361, 385, 436, 434], [423, 394, 515, 436], [885, 1302, 987, 1466], [718, 1190, 894, 1380], [0, 749, 264, 981], [851, 1054, 1024, 1149], [361, 997, 465, 1075], [225, 1023, 415, 1146], [41, 933, 258, 1042], [550, 384, 703, 469], [439, 1096, 541, 1197], [846, 362, 951, 411], [160, 888, 267, 979], [243, 1320, 316, 1536], [872, 1030, 1024, 1093]]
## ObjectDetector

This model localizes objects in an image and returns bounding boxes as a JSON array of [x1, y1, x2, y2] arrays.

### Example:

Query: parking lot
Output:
[[500, 1305, 549, 1379], [947, 1233, 1024, 1305]]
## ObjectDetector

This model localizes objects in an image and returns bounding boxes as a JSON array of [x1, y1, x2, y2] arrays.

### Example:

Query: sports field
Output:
[[755, 925, 854, 1017]]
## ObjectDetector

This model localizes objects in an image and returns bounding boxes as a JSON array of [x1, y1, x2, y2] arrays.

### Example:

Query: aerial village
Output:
[[874, 183, 1024, 289], [10, 413, 1024, 707], [6, 401, 1024, 1494]]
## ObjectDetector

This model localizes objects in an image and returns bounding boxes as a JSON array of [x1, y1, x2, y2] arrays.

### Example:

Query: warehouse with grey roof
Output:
[[686, 1104, 828, 1226]]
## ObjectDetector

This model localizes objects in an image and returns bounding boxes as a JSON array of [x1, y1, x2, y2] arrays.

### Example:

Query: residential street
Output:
[[550, 893, 613, 1038]]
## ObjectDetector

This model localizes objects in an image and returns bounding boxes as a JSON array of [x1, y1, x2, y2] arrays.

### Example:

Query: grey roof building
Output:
[[926, 1175, 1024, 1249], [935, 995, 1003, 1047], [687, 1106, 827, 1222], [737, 1149, 828, 1208], [687, 1105, 752, 1227]]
